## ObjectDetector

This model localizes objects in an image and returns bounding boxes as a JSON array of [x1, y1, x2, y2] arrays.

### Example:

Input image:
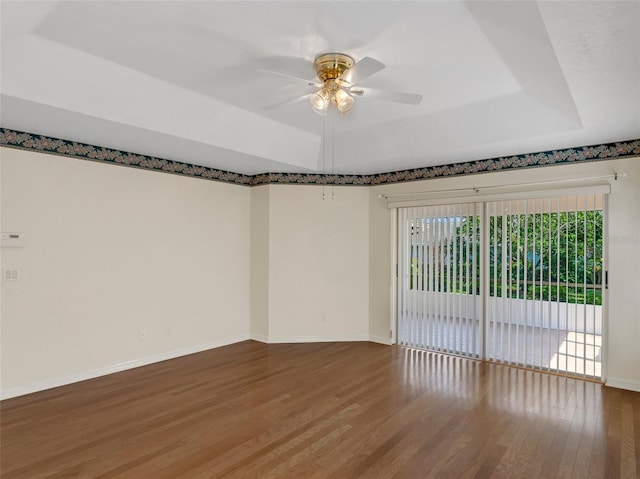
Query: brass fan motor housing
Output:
[[314, 53, 354, 82]]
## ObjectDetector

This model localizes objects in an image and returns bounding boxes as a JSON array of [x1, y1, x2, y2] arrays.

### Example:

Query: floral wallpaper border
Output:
[[2, 128, 639, 187], [0, 129, 253, 185]]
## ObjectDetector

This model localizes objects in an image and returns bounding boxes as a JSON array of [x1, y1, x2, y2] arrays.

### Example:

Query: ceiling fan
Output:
[[261, 53, 423, 115]]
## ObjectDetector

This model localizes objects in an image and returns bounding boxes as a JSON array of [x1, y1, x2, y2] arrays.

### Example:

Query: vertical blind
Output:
[[397, 193, 604, 379], [397, 203, 482, 358], [485, 195, 604, 378]]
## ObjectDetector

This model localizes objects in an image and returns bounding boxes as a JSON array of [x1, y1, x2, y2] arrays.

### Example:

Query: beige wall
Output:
[[369, 157, 640, 390], [250, 185, 270, 340], [1, 148, 251, 398], [2, 147, 638, 397], [265, 185, 370, 342]]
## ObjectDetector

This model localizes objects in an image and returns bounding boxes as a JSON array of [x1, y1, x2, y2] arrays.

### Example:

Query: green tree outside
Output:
[[409, 210, 603, 305]]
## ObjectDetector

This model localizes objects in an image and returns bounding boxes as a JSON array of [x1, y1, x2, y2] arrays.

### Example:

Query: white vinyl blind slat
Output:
[[492, 202, 498, 361], [576, 208, 580, 376], [555, 197, 561, 375], [546, 197, 552, 374], [447, 204, 452, 352], [522, 200, 529, 368], [415, 209, 421, 348], [582, 196, 588, 378], [472, 208, 476, 357], [532, 200, 537, 370], [427, 215, 433, 350], [438, 204, 444, 352], [402, 208, 408, 346], [477, 204, 482, 358], [420, 215, 426, 349], [401, 208, 405, 344], [453, 205, 458, 353], [417, 212, 423, 348]]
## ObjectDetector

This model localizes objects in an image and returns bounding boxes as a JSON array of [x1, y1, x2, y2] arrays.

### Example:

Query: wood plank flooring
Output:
[[1, 340, 639, 478]]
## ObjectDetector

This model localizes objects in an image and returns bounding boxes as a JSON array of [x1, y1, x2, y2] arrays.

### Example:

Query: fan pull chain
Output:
[[331, 117, 335, 200], [321, 115, 326, 200]]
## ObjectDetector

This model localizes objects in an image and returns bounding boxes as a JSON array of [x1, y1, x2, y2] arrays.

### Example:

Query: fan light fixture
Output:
[[310, 53, 356, 116], [261, 53, 422, 113]]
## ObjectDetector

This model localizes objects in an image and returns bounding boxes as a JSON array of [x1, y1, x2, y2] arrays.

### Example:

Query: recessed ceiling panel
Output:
[[1, 1, 638, 175]]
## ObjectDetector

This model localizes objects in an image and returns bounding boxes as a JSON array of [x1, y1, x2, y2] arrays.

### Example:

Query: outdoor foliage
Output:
[[409, 210, 603, 305]]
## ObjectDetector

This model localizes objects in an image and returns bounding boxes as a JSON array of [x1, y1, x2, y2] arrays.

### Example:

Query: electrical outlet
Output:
[[321, 312, 328, 322], [3, 269, 19, 281], [139, 330, 146, 341], [165, 326, 173, 336]]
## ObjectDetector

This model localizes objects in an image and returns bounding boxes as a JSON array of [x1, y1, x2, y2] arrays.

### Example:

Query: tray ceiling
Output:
[[1, 1, 639, 175]]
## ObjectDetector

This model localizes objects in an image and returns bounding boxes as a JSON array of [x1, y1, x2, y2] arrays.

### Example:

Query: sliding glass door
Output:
[[396, 193, 605, 379]]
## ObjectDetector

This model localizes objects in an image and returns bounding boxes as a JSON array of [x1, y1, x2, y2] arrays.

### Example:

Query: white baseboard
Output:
[[605, 377, 640, 393], [1, 334, 249, 400], [261, 334, 370, 344], [250, 333, 269, 343], [369, 335, 393, 346]]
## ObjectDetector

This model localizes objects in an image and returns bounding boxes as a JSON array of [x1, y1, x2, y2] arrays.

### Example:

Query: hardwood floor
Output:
[[1, 340, 638, 478]]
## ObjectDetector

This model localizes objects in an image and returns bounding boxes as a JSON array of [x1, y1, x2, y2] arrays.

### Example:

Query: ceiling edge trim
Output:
[[1, 128, 638, 187]]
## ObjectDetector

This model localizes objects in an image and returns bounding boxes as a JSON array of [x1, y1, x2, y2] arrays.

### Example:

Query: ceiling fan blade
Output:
[[339, 56, 385, 84], [259, 69, 319, 87], [256, 55, 315, 80], [262, 93, 312, 111], [357, 87, 423, 105]]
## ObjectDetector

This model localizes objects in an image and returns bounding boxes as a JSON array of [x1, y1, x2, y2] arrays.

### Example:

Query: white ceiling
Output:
[[1, 1, 639, 175]]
